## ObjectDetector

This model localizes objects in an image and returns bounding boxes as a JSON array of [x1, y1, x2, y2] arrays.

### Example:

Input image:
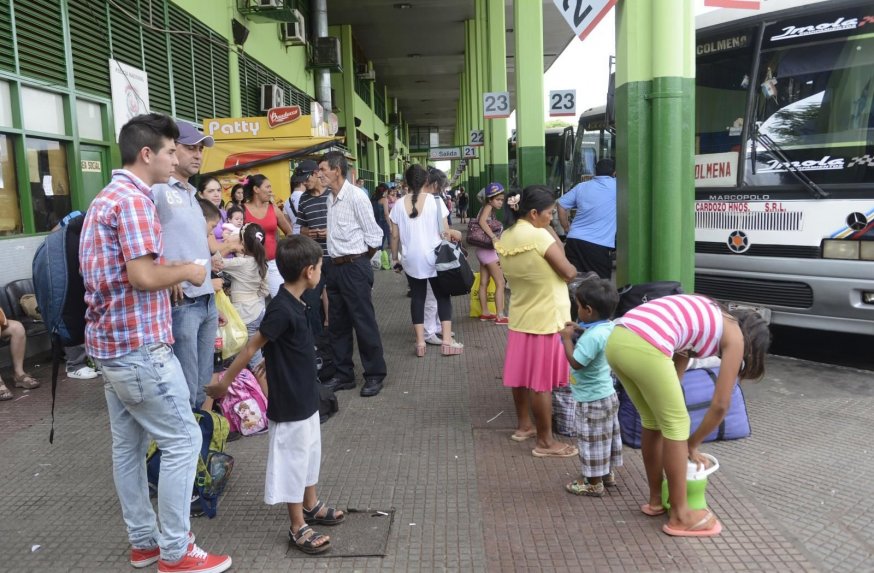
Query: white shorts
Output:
[[264, 412, 321, 505], [266, 260, 283, 298]]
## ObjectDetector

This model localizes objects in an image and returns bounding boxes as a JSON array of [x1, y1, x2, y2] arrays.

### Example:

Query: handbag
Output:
[[432, 196, 475, 296], [466, 211, 502, 249]]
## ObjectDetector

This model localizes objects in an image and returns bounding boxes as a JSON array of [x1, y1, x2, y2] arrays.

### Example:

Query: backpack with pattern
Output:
[[218, 368, 268, 435]]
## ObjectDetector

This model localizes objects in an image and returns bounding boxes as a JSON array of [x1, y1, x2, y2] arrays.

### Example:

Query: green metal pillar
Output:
[[615, 0, 694, 290], [485, 0, 508, 192], [513, 0, 545, 188], [475, 0, 487, 185], [651, 1, 695, 288], [340, 26, 357, 155]]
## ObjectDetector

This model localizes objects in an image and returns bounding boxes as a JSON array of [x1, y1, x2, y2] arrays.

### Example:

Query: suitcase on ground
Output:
[[617, 367, 751, 448]]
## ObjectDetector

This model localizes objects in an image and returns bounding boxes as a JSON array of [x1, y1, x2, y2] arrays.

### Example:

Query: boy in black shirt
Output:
[[206, 235, 344, 555]]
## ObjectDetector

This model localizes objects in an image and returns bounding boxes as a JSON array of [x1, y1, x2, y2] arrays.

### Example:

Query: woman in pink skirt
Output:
[[474, 183, 508, 324], [495, 185, 579, 457]]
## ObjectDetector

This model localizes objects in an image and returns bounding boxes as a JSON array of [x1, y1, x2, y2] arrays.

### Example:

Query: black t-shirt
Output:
[[258, 287, 319, 422]]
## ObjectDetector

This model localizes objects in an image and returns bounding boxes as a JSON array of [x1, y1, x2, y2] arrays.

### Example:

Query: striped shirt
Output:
[[616, 294, 724, 358], [80, 169, 173, 360], [326, 179, 384, 257], [296, 190, 329, 255]]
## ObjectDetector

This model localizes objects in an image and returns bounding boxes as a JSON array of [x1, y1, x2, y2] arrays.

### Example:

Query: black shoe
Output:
[[360, 378, 383, 397], [322, 376, 356, 392]]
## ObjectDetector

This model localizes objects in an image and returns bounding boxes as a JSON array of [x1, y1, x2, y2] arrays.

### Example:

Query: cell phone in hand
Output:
[[393, 263, 403, 273]]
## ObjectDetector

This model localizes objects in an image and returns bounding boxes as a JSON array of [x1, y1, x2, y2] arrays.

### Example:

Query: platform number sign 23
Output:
[[549, 90, 576, 117], [552, 0, 616, 41], [483, 92, 511, 119]]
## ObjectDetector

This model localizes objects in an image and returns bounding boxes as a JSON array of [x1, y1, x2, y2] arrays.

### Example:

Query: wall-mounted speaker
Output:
[[232, 20, 249, 46]]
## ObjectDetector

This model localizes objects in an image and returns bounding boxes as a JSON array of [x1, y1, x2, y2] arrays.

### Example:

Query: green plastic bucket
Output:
[[660, 453, 719, 511]]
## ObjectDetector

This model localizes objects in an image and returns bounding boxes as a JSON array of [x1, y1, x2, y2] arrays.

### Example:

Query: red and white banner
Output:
[[704, 0, 760, 9]]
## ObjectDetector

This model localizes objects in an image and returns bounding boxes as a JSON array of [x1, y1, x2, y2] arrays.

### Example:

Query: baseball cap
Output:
[[291, 159, 319, 183], [484, 182, 505, 198], [176, 121, 214, 147]]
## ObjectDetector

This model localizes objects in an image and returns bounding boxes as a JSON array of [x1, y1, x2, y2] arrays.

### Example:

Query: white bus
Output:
[[574, 0, 874, 333]]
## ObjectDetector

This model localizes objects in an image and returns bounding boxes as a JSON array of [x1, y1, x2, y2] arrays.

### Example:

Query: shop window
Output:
[[26, 138, 71, 232], [0, 81, 11, 128], [21, 87, 66, 136], [0, 134, 22, 235], [76, 100, 104, 141]]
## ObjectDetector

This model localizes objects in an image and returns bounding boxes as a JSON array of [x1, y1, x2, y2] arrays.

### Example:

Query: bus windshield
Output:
[[747, 18, 874, 186]]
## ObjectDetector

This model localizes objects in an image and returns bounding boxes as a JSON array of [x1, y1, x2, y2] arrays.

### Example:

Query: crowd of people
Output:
[[3, 107, 774, 570]]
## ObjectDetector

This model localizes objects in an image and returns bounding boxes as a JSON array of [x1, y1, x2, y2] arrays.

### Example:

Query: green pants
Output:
[[605, 326, 690, 441]]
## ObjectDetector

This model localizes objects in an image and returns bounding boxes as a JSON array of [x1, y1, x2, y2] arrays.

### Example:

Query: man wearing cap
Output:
[[152, 121, 218, 408], [293, 159, 330, 334]]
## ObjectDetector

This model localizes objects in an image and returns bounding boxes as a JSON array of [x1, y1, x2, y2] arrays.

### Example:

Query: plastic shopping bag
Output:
[[380, 250, 391, 270], [469, 272, 497, 317], [215, 290, 248, 359]]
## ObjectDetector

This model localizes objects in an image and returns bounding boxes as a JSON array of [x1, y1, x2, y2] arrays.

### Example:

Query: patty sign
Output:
[[267, 106, 302, 128]]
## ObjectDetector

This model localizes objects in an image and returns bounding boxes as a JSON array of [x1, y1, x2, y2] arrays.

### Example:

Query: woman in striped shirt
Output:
[[605, 294, 770, 537]]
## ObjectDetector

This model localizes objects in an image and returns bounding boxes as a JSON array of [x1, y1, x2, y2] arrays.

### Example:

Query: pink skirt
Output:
[[502, 331, 569, 392], [476, 247, 499, 265]]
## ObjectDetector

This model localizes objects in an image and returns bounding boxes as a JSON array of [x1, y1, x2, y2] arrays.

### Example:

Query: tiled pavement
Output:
[[1, 258, 873, 572]]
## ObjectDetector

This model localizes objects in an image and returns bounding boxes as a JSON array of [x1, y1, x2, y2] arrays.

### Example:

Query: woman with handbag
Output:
[[495, 185, 580, 457], [471, 183, 508, 324], [390, 165, 464, 357]]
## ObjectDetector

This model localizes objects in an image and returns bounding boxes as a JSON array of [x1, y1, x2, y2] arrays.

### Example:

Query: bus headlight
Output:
[[863, 292, 874, 304], [822, 240, 859, 260], [861, 242, 874, 261]]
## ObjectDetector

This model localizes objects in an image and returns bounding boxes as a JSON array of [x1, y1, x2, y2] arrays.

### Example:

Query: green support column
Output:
[[615, 0, 694, 290], [513, 0, 545, 188], [471, 16, 483, 197], [485, 0, 508, 192], [340, 26, 357, 154], [476, 0, 489, 183], [615, 0, 653, 286], [228, 4, 242, 116], [651, 1, 695, 288]]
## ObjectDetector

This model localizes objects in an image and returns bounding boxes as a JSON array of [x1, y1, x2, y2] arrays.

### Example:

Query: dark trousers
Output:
[[326, 256, 387, 382], [301, 256, 328, 336], [407, 275, 452, 324], [565, 237, 613, 280]]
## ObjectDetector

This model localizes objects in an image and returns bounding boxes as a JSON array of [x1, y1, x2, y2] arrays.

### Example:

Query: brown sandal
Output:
[[13, 373, 39, 389], [0, 383, 12, 401]]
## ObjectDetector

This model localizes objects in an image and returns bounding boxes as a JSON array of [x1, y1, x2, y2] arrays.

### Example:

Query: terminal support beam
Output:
[[513, 0, 545, 189], [485, 0, 508, 192], [615, 0, 694, 290]]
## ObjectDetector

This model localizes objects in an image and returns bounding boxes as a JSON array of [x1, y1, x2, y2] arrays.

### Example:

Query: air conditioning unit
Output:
[[279, 10, 306, 46], [356, 69, 376, 81], [260, 84, 284, 111], [311, 36, 342, 72], [250, 0, 283, 7]]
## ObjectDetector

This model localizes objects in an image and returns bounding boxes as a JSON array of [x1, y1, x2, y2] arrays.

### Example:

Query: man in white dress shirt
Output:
[[317, 151, 387, 397]]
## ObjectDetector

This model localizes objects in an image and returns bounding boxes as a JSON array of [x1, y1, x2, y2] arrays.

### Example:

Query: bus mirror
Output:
[[606, 71, 616, 125]]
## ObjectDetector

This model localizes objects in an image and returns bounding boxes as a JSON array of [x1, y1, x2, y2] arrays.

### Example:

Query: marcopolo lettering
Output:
[[206, 119, 261, 138], [770, 17, 859, 41], [696, 35, 748, 55]]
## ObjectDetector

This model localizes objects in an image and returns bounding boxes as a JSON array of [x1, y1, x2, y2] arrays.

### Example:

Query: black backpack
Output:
[[31, 211, 87, 443], [614, 281, 684, 318]]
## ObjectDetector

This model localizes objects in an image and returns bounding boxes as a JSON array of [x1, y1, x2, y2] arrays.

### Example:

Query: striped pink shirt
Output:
[[616, 294, 724, 358]]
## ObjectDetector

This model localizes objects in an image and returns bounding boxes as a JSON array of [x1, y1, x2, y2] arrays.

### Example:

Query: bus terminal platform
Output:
[[1, 262, 872, 572]]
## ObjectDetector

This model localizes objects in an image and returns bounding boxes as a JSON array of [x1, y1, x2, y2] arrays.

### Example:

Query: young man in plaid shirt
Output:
[[80, 113, 232, 573]]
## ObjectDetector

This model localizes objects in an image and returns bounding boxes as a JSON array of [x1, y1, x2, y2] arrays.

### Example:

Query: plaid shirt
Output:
[[80, 169, 173, 359]]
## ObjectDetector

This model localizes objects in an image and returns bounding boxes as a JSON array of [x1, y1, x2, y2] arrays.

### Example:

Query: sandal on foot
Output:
[[641, 503, 666, 516], [13, 373, 39, 389], [0, 383, 12, 401], [288, 524, 331, 554], [532, 444, 579, 458], [441, 341, 464, 356], [415, 344, 426, 358], [510, 430, 536, 442], [565, 479, 605, 497], [303, 500, 346, 525], [662, 511, 722, 537]]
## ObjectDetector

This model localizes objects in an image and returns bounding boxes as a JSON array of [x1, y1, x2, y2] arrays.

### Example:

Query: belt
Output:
[[174, 293, 211, 307], [332, 252, 368, 265]]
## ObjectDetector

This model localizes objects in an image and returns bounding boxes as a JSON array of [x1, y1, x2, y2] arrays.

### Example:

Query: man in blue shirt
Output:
[[557, 158, 616, 279]]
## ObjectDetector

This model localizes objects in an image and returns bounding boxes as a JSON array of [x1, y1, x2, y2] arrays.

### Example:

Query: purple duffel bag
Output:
[[617, 367, 751, 449]]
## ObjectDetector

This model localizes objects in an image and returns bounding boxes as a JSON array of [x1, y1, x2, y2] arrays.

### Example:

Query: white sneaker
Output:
[[67, 366, 99, 380]]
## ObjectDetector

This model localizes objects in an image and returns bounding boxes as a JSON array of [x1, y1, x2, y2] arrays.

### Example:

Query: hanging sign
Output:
[[429, 147, 462, 160], [552, 0, 616, 42], [483, 92, 511, 119], [109, 58, 150, 141], [469, 129, 484, 146], [462, 146, 478, 159], [549, 89, 576, 117]]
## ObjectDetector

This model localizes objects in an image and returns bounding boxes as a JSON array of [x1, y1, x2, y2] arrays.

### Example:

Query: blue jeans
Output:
[[97, 343, 201, 563], [171, 295, 218, 408], [246, 309, 265, 371]]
